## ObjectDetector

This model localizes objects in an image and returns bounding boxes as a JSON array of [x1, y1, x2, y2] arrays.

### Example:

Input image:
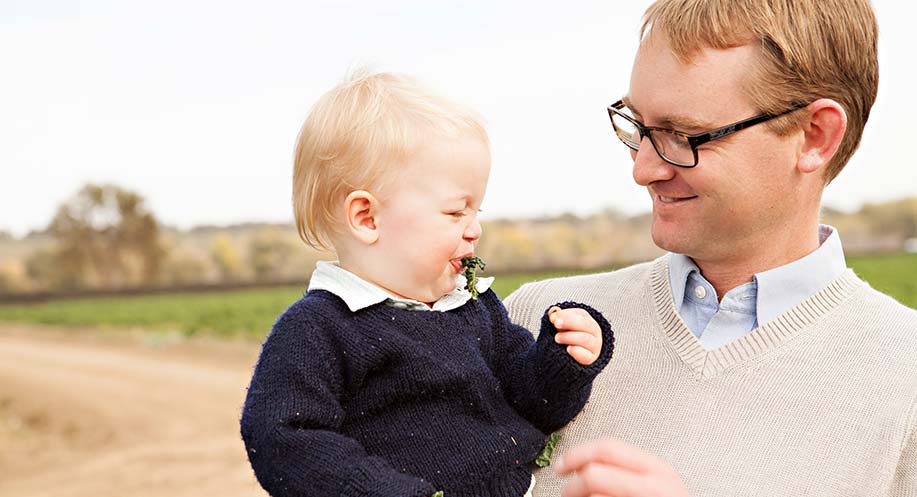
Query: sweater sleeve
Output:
[[479, 290, 614, 434], [240, 308, 436, 497]]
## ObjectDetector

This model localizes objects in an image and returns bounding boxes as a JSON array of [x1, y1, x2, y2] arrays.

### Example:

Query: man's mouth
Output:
[[655, 193, 698, 204]]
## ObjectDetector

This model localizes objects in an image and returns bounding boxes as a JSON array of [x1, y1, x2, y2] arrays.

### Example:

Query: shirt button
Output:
[[694, 285, 707, 299]]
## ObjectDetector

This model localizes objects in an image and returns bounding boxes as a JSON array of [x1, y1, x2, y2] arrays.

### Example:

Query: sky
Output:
[[2, 0, 916, 237]]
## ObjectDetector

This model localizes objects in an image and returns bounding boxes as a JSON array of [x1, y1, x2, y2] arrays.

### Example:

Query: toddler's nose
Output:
[[463, 217, 482, 241]]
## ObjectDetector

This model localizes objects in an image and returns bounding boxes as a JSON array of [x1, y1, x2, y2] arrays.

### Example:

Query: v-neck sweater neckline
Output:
[[649, 257, 866, 378]]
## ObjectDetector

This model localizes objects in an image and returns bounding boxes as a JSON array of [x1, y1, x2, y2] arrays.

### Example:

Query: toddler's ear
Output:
[[344, 190, 379, 245]]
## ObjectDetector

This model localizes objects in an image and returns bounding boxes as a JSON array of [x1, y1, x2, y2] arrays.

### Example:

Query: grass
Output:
[[0, 254, 914, 339], [847, 253, 917, 309], [0, 287, 307, 339]]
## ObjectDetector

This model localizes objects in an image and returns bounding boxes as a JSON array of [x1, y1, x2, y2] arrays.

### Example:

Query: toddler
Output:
[[240, 71, 614, 497]]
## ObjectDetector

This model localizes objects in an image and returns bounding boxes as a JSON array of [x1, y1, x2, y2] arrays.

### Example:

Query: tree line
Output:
[[0, 184, 323, 296], [0, 184, 915, 296]]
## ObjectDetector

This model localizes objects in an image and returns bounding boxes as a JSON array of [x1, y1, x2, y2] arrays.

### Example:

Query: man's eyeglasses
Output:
[[606, 100, 808, 168]]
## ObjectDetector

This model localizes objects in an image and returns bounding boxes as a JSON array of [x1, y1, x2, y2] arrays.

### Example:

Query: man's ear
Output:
[[797, 98, 847, 175], [344, 190, 380, 245]]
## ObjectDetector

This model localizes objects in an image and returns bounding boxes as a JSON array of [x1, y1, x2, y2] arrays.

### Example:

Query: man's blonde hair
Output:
[[293, 71, 489, 250], [641, 0, 878, 183]]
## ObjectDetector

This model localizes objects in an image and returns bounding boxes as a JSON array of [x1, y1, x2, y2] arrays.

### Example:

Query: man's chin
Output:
[[651, 225, 694, 255]]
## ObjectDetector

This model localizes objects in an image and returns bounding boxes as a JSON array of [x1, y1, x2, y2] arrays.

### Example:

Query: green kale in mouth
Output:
[[460, 256, 487, 299]]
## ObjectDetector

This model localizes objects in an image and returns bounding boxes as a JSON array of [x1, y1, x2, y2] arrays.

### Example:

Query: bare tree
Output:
[[46, 184, 165, 290]]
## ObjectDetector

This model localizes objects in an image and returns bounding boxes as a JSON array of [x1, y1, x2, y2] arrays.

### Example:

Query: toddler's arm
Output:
[[240, 312, 436, 497], [479, 291, 614, 434]]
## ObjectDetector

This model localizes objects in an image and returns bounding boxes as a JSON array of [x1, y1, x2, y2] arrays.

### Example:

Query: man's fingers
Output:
[[555, 438, 669, 475], [560, 463, 648, 497]]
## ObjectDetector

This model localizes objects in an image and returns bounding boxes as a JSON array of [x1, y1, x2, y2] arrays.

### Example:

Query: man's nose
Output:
[[632, 136, 677, 187]]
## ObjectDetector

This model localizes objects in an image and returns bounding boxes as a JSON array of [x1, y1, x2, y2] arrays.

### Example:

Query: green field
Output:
[[846, 253, 917, 308], [1, 254, 914, 339]]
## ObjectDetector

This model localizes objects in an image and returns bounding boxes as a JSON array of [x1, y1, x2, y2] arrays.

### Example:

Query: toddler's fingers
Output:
[[550, 309, 599, 334], [554, 330, 598, 349], [548, 307, 563, 328], [566, 345, 598, 366]]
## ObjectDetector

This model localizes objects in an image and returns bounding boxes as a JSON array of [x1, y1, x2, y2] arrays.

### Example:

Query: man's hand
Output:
[[548, 306, 602, 365], [554, 438, 689, 497]]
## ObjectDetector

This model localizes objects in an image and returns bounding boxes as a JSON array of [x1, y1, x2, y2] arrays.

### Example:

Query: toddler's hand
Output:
[[548, 306, 602, 366]]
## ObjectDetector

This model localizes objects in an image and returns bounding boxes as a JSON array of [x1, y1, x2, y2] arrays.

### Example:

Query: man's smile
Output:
[[656, 194, 697, 203], [651, 188, 699, 207]]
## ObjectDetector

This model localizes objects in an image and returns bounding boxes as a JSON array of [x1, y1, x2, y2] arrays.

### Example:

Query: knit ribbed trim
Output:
[[650, 256, 866, 378]]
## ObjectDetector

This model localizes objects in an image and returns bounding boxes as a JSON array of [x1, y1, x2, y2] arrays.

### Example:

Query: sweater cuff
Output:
[[536, 301, 615, 390], [342, 456, 436, 497]]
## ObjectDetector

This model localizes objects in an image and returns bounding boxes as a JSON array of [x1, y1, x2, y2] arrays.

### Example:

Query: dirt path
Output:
[[0, 325, 269, 497]]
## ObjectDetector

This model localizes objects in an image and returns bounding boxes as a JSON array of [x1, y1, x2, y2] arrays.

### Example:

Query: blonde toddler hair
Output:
[[293, 71, 489, 250]]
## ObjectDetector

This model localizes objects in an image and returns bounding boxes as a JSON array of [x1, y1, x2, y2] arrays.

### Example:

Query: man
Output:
[[505, 0, 917, 496]]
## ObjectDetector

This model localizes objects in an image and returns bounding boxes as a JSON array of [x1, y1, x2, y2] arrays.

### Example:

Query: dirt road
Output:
[[0, 325, 269, 497]]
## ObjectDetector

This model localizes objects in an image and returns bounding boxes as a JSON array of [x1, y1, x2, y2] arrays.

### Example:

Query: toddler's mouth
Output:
[[450, 259, 464, 273], [450, 253, 473, 273]]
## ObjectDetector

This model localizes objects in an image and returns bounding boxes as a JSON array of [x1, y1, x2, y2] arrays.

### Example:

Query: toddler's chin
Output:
[[413, 276, 459, 304], [411, 286, 452, 305], [433, 279, 458, 300], [433, 283, 455, 301]]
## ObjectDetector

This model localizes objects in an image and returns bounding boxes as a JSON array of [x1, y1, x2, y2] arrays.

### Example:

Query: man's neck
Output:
[[692, 225, 821, 301]]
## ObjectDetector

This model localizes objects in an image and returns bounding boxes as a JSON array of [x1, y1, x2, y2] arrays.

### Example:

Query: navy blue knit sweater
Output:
[[240, 288, 613, 497]]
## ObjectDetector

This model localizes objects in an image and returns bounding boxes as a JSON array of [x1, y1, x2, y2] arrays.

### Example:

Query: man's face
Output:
[[626, 36, 803, 264]]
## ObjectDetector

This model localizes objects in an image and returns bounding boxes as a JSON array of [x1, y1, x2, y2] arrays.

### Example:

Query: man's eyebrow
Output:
[[621, 95, 639, 115], [657, 114, 716, 133], [621, 96, 716, 132]]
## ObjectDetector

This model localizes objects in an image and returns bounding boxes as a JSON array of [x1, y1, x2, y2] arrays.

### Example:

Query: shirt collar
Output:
[[668, 252, 701, 313], [753, 224, 846, 326], [668, 224, 847, 325], [307, 261, 494, 313]]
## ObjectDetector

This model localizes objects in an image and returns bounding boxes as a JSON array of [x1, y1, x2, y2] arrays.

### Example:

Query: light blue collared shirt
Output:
[[307, 261, 494, 312], [668, 225, 847, 350]]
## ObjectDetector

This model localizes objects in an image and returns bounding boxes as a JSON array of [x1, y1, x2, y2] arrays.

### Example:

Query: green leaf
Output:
[[431, 491, 444, 497], [535, 432, 561, 467]]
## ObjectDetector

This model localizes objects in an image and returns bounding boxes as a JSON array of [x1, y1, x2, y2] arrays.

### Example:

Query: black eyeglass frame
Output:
[[607, 100, 809, 168]]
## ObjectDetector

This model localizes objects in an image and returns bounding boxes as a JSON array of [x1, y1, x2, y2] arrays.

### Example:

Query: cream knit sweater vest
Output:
[[505, 257, 917, 497]]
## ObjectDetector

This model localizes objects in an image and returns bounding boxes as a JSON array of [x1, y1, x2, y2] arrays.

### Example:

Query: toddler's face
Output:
[[369, 135, 490, 304]]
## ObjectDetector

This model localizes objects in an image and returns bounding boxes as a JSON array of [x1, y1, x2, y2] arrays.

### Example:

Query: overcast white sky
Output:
[[2, 0, 915, 237]]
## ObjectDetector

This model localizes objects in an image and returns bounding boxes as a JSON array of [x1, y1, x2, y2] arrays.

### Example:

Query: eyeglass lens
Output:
[[611, 112, 695, 166]]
